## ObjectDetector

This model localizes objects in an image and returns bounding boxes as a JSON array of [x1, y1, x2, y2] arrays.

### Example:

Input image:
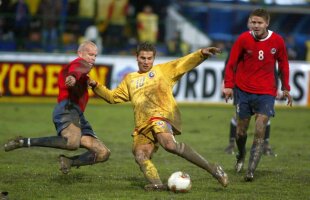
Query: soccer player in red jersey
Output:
[[4, 41, 110, 174], [224, 18, 275, 156], [223, 9, 292, 181]]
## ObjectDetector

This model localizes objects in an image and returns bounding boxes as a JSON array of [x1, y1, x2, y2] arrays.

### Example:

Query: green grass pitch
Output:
[[0, 102, 309, 200]]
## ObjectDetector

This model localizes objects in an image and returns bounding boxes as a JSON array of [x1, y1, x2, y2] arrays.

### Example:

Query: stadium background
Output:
[[1, 2, 310, 199], [1, 0, 310, 106]]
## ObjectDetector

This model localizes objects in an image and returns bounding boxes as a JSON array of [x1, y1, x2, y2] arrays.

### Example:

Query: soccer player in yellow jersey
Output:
[[90, 42, 228, 190]]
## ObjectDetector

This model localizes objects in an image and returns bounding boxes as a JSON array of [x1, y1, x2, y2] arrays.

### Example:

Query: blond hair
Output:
[[78, 41, 97, 52]]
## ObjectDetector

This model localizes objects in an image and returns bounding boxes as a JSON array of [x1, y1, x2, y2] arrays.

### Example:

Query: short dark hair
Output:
[[250, 8, 270, 23], [136, 42, 156, 56]]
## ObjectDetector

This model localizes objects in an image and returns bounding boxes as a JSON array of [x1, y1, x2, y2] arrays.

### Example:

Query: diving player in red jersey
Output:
[[4, 41, 110, 174], [223, 9, 292, 181]]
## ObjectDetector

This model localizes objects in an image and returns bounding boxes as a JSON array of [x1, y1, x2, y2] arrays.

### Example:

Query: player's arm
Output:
[[277, 37, 292, 106], [160, 47, 221, 82], [66, 61, 91, 87], [223, 38, 241, 102], [91, 78, 129, 104]]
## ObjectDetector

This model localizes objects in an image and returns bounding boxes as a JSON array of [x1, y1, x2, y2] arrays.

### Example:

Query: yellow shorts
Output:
[[132, 120, 173, 151]]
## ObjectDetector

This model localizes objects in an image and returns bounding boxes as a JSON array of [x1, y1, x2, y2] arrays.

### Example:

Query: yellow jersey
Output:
[[94, 50, 208, 134]]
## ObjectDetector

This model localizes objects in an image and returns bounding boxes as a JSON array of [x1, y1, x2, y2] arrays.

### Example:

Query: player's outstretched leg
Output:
[[235, 134, 247, 173], [224, 117, 237, 154], [59, 150, 110, 174], [173, 142, 228, 187], [4, 136, 69, 152], [245, 138, 264, 182]]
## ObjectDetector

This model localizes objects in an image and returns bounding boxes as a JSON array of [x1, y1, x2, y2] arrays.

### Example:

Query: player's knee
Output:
[[134, 150, 148, 165], [162, 141, 177, 154], [134, 152, 144, 164], [65, 137, 80, 150], [61, 129, 81, 150], [256, 126, 265, 135], [97, 148, 111, 162], [66, 143, 80, 150], [236, 127, 247, 137], [255, 119, 267, 137]]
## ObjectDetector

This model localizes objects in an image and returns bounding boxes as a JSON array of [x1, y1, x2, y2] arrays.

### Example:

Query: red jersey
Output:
[[224, 30, 290, 96], [58, 57, 91, 112]]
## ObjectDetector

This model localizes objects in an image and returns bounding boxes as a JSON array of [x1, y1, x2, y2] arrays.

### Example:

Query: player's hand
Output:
[[223, 88, 233, 103], [275, 91, 283, 100], [65, 75, 76, 87], [282, 90, 292, 107], [201, 47, 222, 57], [88, 78, 98, 89]]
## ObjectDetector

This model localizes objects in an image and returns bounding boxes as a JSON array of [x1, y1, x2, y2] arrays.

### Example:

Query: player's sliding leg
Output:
[[59, 136, 110, 174], [235, 117, 250, 173], [244, 114, 268, 181], [4, 136, 70, 151], [157, 132, 228, 187], [59, 151, 96, 174], [4, 124, 81, 151], [224, 116, 237, 154]]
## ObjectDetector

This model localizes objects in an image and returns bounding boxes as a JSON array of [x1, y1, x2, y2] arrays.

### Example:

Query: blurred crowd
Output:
[[0, 0, 174, 55], [0, 0, 308, 60]]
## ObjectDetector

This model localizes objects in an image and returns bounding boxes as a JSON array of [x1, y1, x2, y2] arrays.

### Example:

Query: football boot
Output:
[[0, 191, 9, 200], [211, 164, 229, 187], [263, 143, 276, 156], [235, 153, 245, 173], [58, 155, 73, 174], [4, 136, 24, 152], [244, 171, 254, 182], [224, 142, 235, 154], [144, 183, 168, 191]]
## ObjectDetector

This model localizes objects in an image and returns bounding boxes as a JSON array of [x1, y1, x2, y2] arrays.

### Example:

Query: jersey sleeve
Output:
[[224, 36, 242, 88], [276, 37, 291, 91], [159, 50, 207, 83], [93, 77, 130, 103]]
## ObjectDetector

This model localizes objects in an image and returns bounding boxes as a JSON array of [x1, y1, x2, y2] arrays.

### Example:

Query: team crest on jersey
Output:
[[156, 120, 166, 129], [156, 121, 164, 126], [271, 48, 277, 54], [148, 71, 155, 78]]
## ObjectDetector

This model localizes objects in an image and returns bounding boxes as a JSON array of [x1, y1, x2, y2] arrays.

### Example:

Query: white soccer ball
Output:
[[167, 171, 192, 192]]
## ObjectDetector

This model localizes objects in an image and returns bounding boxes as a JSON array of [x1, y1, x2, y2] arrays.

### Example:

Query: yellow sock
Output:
[[141, 160, 162, 184]]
